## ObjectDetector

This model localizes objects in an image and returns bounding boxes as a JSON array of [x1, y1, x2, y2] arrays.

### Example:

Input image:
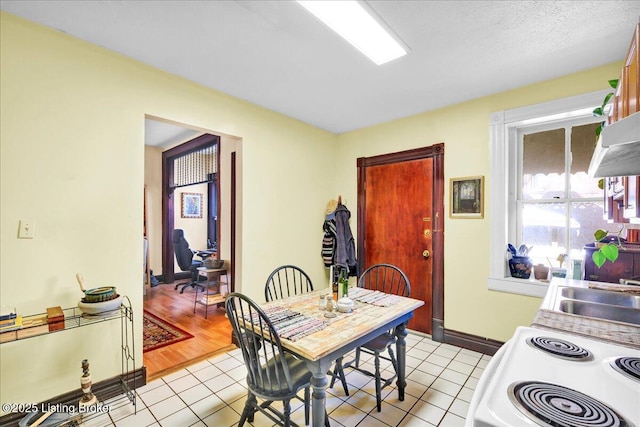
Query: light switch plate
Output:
[[18, 220, 34, 239]]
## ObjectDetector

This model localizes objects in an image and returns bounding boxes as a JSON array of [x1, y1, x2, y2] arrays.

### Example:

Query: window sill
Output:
[[487, 277, 549, 298]]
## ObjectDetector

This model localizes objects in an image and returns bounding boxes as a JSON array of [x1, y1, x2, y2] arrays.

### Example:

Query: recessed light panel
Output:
[[298, 0, 408, 65]]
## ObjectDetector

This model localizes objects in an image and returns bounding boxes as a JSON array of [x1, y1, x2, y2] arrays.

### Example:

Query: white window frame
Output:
[[488, 90, 610, 297]]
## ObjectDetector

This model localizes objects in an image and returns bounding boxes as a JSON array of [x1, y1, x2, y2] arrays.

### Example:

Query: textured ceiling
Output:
[[2, 0, 639, 143]]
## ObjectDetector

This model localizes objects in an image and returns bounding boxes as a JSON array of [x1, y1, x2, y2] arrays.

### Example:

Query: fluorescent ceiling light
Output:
[[297, 1, 408, 65]]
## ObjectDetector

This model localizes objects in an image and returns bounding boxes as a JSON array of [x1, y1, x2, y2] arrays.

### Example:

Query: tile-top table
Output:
[[259, 289, 424, 427]]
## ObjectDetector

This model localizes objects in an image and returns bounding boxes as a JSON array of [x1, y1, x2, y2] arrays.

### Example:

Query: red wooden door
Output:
[[358, 149, 441, 335]]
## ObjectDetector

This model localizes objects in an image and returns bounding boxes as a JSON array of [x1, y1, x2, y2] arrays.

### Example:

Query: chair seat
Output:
[[362, 332, 395, 352], [249, 353, 312, 401]]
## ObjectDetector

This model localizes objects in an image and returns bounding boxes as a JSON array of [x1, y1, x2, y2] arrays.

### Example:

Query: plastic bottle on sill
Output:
[[572, 259, 583, 280]]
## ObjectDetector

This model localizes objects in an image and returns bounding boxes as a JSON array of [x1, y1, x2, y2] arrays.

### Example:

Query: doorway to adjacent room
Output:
[[161, 134, 221, 284], [143, 118, 239, 377]]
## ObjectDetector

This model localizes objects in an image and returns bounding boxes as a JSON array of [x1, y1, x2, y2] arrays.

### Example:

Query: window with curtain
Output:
[[518, 121, 610, 266], [488, 89, 611, 296]]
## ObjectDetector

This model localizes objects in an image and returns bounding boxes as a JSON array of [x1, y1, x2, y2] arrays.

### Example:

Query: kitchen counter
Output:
[[466, 277, 640, 426], [533, 277, 640, 349]]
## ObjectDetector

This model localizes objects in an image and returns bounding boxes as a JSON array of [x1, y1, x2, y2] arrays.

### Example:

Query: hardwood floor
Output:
[[143, 281, 234, 381]]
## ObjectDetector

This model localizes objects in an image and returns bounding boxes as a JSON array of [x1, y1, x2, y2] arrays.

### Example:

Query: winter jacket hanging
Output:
[[334, 202, 358, 276]]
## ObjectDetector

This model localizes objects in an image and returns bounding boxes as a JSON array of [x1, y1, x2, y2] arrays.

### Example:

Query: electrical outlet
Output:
[[18, 220, 35, 239]]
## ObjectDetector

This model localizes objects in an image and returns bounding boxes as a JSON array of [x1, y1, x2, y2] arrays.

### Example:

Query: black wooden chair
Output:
[[265, 265, 350, 397], [225, 292, 314, 426], [264, 265, 314, 301], [337, 263, 411, 412]]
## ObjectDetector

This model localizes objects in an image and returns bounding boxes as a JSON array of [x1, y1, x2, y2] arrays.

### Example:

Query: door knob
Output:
[[422, 250, 430, 258]]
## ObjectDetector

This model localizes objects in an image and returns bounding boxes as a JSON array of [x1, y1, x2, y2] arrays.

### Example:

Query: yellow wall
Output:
[[144, 145, 163, 276], [336, 65, 622, 341], [0, 12, 336, 406], [0, 11, 624, 408]]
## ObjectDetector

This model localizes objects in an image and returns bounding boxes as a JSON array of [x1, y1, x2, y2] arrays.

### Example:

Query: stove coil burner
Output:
[[527, 336, 593, 361], [611, 357, 640, 382], [509, 381, 630, 427]]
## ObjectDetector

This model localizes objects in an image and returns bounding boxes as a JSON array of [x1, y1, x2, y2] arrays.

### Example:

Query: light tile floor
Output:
[[81, 333, 490, 427]]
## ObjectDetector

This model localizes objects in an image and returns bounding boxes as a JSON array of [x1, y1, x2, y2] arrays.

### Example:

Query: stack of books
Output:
[[18, 314, 49, 339], [200, 293, 225, 306], [0, 309, 22, 343], [199, 284, 229, 306]]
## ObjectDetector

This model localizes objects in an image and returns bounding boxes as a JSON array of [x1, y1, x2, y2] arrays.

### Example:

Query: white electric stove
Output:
[[466, 326, 640, 427]]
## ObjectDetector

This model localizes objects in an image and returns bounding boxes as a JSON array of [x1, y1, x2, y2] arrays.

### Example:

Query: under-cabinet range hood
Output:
[[588, 111, 640, 177]]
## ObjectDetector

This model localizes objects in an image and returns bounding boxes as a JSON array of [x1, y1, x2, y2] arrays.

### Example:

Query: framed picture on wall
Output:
[[181, 192, 203, 218], [450, 176, 484, 219]]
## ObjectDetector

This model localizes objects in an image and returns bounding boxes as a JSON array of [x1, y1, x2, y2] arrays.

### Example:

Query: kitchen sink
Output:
[[559, 300, 640, 325], [561, 287, 640, 308]]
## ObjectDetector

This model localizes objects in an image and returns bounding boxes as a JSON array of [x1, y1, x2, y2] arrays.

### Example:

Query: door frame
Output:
[[356, 144, 445, 340], [162, 134, 221, 284]]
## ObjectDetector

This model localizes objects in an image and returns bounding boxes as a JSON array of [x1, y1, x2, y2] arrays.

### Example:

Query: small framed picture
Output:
[[181, 192, 202, 218], [450, 176, 484, 219]]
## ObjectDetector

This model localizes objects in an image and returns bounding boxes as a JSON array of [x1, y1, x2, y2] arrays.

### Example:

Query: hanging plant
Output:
[[591, 78, 622, 268], [592, 79, 619, 137]]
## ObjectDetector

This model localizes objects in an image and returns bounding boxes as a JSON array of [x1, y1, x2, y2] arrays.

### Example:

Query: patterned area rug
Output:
[[143, 310, 194, 353]]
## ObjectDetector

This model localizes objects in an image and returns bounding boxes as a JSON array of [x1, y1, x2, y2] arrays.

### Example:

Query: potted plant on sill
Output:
[[507, 244, 532, 279], [592, 226, 624, 268]]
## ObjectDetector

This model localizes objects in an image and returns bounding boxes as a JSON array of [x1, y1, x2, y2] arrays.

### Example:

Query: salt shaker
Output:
[[318, 294, 326, 311]]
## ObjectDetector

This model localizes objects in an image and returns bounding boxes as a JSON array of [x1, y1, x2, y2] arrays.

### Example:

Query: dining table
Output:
[[259, 288, 425, 427]]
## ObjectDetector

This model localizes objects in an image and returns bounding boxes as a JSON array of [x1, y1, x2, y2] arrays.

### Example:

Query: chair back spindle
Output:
[[265, 265, 314, 302], [358, 263, 411, 297]]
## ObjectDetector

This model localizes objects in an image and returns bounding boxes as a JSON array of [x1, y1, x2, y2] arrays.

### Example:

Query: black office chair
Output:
[[265, 265, 350, 397], [226, 292, 329, 427], [339, 263, 411, 412], [172, 229, 212, 294]]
